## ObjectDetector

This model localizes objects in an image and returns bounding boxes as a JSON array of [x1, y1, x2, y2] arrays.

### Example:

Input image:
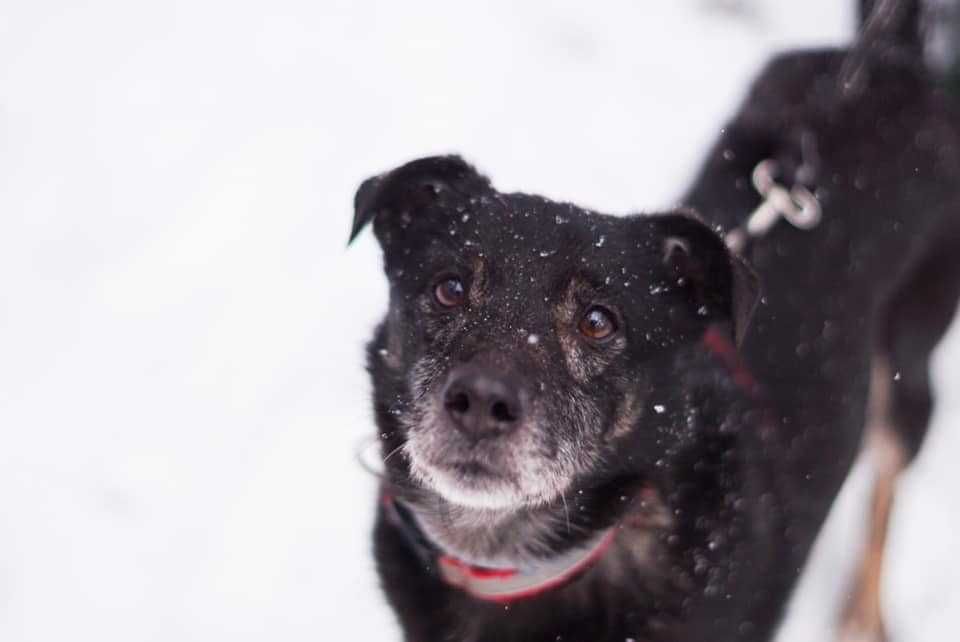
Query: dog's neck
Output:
[[384, 492, 621, 602], [393, 476, 671, 563]]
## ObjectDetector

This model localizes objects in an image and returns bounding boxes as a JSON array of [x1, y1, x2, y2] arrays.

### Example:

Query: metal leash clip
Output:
[[725, 159, 822, 252]]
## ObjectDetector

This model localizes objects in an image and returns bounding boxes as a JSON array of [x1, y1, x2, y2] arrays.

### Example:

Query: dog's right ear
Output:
[[651, 211, 761, 347], [349, 155, 490, 245]]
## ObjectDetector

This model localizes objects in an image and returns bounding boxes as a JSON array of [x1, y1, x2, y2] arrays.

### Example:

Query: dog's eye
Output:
[[434, 276, 466, 308], [578, 306, 617, 341]]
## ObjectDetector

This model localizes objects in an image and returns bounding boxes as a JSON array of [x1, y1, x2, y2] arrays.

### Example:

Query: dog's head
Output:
[[352, 156, 758, 513]]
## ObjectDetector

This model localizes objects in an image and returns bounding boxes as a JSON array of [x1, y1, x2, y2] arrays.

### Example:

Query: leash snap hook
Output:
[[727, 159, 822, 252]]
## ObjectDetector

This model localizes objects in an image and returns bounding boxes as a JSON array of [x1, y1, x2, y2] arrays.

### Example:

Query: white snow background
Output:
[[1, 0, 959, 640]]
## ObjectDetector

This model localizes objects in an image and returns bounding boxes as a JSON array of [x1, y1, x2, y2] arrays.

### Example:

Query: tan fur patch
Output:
[[836, 357, 906, 642], [555, 278, 591, 383], [469, 256, 489, 307], [610, 390, 642, 440]]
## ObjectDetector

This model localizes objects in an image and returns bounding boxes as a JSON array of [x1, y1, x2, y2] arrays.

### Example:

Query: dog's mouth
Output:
[[416, 453, 524, 508], [403, 422, 582, 511]]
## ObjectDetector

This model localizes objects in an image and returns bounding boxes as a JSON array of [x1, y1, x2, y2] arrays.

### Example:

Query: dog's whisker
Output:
[[382, 443, 406, 464], [560, 492, 571, 535]]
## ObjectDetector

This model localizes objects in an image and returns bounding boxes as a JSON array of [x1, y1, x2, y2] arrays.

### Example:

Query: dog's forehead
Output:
[[435, 192, 660, 273]]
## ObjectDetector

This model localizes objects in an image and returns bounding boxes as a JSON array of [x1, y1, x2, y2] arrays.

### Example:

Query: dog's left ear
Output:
[[349, 155, 489, 245], [652, 212, 760, 347]]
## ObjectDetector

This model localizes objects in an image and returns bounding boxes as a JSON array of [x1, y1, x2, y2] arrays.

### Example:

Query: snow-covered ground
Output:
[[1, 1, 958, 640]]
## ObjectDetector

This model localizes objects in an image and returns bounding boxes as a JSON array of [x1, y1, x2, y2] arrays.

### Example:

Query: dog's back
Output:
[[684, 2, 960, 638]]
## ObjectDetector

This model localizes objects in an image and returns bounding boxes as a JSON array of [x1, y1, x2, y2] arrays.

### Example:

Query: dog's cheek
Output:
[[379, 291, 428, 373], [507, 424, 577, 504], [378, 306, 406, 371], [387, 298, 466, 402], [415, 295, 469, 347], [401, 401, 444, 468], [529, 387, 605, 482], [397, 305, 490, 443], [406, 354, 446, 414]]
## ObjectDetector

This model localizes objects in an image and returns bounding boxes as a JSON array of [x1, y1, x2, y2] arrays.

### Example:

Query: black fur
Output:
[[352, 3, 960, 640]]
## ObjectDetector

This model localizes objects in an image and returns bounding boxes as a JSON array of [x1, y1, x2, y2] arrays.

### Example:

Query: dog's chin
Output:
[[402, 419, 576, 511], [417, 463, 528, 510]]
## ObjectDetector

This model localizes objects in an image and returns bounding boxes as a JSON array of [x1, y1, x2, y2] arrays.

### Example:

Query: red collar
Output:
[[701, 325, 758, 394], [382, 493, 617, 604], [436, 528, 617, 603]]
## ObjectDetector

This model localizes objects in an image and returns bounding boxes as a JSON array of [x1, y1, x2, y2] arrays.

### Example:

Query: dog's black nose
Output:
[[442, 366, 524, 441]]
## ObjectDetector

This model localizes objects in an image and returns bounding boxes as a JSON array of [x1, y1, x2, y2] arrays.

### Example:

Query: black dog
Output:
[[350, 2, 960, 640]]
